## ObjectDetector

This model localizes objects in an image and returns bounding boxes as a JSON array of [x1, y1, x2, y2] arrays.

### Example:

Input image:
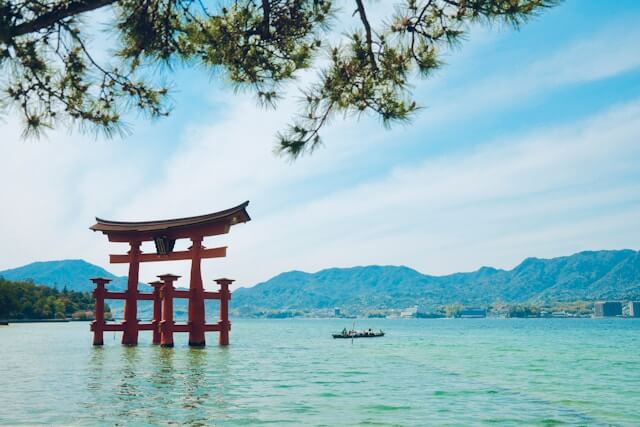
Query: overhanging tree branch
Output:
[[261, 0, 271, 39], [0, 0, 558, 159], [354, 0, 377, 72], [6, 0, 118, 40]]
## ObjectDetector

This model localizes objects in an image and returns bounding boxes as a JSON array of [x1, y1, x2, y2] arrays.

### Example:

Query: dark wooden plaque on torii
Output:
[[89, 201, 250, 347]]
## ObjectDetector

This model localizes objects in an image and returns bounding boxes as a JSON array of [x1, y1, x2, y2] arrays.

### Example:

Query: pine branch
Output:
[[6, 0, 117, 40], [354, 0, 377, 71], [261, 0, 271, 39]]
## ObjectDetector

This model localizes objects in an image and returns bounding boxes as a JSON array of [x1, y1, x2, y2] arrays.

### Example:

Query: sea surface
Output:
[[1, 318, 639, 426]]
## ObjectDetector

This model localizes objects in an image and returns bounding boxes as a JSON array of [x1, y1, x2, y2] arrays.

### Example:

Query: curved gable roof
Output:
[[90, 201, 250, 235]]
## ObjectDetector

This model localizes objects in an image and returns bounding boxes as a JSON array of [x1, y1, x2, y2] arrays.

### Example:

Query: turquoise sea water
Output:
[[1, 319, 639, 426]]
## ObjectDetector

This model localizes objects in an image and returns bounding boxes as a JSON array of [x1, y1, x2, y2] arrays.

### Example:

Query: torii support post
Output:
[[188, 236, 206, 347], [160, 274, 179, 348], [150, 280, 164, 345], [122, 241, 141, 345], [90, 277, 111, 346], [215, 278, 233, 346]]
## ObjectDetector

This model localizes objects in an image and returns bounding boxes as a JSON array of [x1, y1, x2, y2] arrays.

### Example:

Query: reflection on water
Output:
[[86, 347, 104, 393], [183, 349, 208, 425], [211, 346, 231, 413], [81, 343, 234, 425], [118, 347, 141, 402], [153, 347, 175, 387]]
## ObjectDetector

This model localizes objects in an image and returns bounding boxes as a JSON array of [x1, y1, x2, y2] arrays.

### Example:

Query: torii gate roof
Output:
[[90, 201, 250, 242]]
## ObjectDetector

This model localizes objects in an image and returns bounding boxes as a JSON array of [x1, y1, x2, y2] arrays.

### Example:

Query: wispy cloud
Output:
[[226, 99, 640, 284], [415, 17, 640, 127]]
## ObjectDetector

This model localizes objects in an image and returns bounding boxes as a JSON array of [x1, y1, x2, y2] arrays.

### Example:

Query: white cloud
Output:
[[121, 96, 640, 288], [415, 17, 640, 126], [225, 99, 640, 284], [0, 117, 153, 268]]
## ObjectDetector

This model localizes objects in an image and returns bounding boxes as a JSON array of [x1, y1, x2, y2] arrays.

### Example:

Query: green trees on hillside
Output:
[[0, 277, 108, 320], [444, 303, 462, 318]]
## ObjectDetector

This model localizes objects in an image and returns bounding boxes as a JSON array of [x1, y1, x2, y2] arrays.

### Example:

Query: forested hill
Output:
[[0, 259, 148, 292], [232, 250, 640, 312], [2, 250, 639, 314], [0, 278, 101, 320]]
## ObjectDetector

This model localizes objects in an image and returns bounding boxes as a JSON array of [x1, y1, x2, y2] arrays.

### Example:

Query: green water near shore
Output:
[[1, 319, 639, 426]]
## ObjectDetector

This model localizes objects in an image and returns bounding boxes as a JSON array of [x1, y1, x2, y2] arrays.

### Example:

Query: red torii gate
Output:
[[89, 201, 250, 347]]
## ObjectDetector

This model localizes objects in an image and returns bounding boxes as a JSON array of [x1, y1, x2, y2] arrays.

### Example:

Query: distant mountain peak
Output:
[[232, 249, 640, 313], [0, 259, 141, 292], [3, 249, 639, 312]]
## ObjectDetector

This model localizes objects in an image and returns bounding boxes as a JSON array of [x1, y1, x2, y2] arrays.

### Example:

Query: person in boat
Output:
[[342, 328, 348, 336]]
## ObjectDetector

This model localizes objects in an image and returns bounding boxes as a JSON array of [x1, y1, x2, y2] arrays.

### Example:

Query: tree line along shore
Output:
[[1, 277, 636, 323], [0, 278, 111, 322], [237, 300, 639, 319]]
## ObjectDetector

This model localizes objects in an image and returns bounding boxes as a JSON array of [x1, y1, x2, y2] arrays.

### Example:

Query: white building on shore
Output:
[[400, 306, 418, 318]]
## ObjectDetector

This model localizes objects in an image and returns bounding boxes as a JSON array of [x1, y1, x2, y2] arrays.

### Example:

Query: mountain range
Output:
[[2, 250, 639, 315], [232, 249, 640, 313], [0, 259, 149, 292]]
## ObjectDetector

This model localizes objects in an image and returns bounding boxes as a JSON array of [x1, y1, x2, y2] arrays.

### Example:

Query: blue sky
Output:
[[1, 0, 639, 288]]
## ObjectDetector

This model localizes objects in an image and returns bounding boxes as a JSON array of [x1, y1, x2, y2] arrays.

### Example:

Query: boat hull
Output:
[[332, 333, 384, 339]]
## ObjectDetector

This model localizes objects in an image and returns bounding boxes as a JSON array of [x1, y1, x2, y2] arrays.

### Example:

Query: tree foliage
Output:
[[0, 277, 108, 320], [0, 0, 556, 157], [442, 303, 461, 317]]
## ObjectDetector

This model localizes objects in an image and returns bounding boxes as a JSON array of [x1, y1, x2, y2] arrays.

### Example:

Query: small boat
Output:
[[332, 329, 384, 339]]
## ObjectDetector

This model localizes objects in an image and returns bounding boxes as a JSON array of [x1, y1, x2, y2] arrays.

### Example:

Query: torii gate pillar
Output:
[[188, 236, 206, 347], [90, 277, 110, 346], [216, 278, 233, 346], [150, 280, 164, 345], [122, 241, 141, 345]]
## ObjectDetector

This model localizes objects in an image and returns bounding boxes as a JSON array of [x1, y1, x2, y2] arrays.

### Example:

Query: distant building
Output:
[[594, 301, 622, 317], [629, 302, 640, 318], [459, 308, 486, 318], [334, 307, 341, 317], [366, 312, 386, 318], [416, 312, 445, 319], [400, 306, 418, 318]]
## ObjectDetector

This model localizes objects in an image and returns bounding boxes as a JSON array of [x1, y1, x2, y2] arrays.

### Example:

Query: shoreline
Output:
[[2, 316, 638, 325], [0, 318, 96, 324]]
